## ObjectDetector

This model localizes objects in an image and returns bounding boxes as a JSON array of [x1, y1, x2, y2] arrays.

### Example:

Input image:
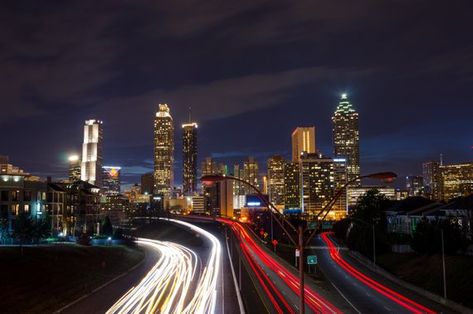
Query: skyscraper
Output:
[[140, 172, 154, 195], [332, 94, 360, 186], [154, 104, 174, 196], [405, 175, 424, 196], [292, 127, 316, 162], [267, 155, 285, 209], [102, 166, 121, 194], [284, 161, 300, 209], [68, 154, 81, 182], [81, 119, 103, 187], [423, 161, 441, 200], [182, 122, 198, 195], [439, 162, 473, 201], [243, 157, 259, 194]]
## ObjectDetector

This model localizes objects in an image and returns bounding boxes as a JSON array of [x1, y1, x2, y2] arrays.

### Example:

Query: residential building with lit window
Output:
[[332, 94, 360, 186], [153, 104, 174, 196], [81, 119, 104, 187]]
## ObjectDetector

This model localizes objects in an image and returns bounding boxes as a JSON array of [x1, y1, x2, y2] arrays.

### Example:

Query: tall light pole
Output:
[[441, 228, 447, 301], [201, 171, 397, 314]]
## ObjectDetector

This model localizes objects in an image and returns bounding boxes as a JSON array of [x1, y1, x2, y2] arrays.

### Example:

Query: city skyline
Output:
[[1, 2, 473, 188]]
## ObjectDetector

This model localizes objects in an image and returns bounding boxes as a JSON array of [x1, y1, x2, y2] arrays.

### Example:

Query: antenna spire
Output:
[[188, 106, 192, 123]]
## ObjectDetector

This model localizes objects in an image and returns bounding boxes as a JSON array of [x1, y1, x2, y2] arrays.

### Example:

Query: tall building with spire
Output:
[[332, 94, 360, 186], [154, 104, 174, 196], [81, 119, 103, 186], [182, 114, 198, 195]]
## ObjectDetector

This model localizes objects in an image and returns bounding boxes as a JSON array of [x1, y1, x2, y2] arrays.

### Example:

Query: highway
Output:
[[218, 217, 343, 313], [316, 232, 455, 314], [107, 219, 223, 314]]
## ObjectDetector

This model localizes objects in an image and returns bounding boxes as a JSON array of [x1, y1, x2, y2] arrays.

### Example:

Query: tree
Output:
[[13, 213, 34, 256], [411, 217, 469, 255], [101, 216, 113, 236], [346, 189, 392, 257]]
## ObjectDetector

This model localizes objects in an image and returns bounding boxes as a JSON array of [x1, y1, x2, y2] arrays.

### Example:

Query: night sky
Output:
[[1, 1, 473, 188]]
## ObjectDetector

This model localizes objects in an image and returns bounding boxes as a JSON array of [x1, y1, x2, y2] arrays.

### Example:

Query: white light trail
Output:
[[107, 218, 222, 314]]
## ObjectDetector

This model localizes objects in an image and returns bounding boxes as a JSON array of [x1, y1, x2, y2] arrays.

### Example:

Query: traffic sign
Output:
[[272, 239, 278, 246], [307, 255, 317, 265], [308, 221, 317, 230], [295, 249, 300, 257]]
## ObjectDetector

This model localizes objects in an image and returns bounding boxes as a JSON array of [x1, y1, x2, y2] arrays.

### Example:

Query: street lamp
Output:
[[201, 171, 396, 314]]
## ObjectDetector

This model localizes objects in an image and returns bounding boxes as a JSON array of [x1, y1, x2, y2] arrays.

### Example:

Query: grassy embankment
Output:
[[0, 244, 144, 313], [377, 252, 473, 308]]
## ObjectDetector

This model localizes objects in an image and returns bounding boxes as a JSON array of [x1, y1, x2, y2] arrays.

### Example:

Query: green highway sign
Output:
[[307, 255, 317, 265], [307, 221, 317, 230]]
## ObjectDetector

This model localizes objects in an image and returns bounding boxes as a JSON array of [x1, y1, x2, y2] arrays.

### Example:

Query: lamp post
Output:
[[201, 171, 396, 314]]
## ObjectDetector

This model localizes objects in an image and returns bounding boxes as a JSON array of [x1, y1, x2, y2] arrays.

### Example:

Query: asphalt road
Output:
[[314, 234, 457, 314], [61, 242, 160, 314], [62, 219, 241, 314]]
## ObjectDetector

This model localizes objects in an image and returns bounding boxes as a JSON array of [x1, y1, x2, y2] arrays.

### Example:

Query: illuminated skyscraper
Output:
[[102, 166, 121, 194], [81, 119, 103, 186], [405, 175, 424, 196], [332, 94, 360, 186], [440, 162, 473, 201], [68, 154, 81, 182], [243, 157, 259, 194], [267, 155, 285, 208], [153, 104, 174, 196], [423, 161, 441, 200], [182, 122, 198, 195], [292, 127, 316, 162], [284, 162, 300, 209]]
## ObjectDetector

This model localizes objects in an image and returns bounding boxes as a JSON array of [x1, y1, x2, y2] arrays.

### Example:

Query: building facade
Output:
[[242, 157, 259, 194], [332, 94, 360, 186], [81, 119, 104, 187], [153, 104, 174, 196], [423, 161, 441, 200], [284, 161, 300, 209], [440, 162, 473, 201], [291, 127, 316, 162], [405, 175, 424, 197], [267, 155, 285, 209], [68, 154, 81, 182], [102, 166, 121, 194], [182, 122, 198, 195], [140, 172, 154, 195]]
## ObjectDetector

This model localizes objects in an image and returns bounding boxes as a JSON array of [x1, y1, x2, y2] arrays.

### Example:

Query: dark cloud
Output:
[[1, 0, 473, 185]]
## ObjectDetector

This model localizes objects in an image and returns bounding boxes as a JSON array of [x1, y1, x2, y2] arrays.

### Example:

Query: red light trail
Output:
[[320, 232, 436, 314], [219, 217, 342, 314]]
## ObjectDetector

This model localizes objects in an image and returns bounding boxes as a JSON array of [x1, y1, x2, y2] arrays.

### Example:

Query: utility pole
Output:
[[441, 228, 447, 300], [298, 225, 305, 314], [372, 223, 376, 265]]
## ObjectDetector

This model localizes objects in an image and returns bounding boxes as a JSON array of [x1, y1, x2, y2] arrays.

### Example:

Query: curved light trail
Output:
[[218, 217, 342, 314], [320, 232, 436, 314], [107, 219, 222, 314]]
